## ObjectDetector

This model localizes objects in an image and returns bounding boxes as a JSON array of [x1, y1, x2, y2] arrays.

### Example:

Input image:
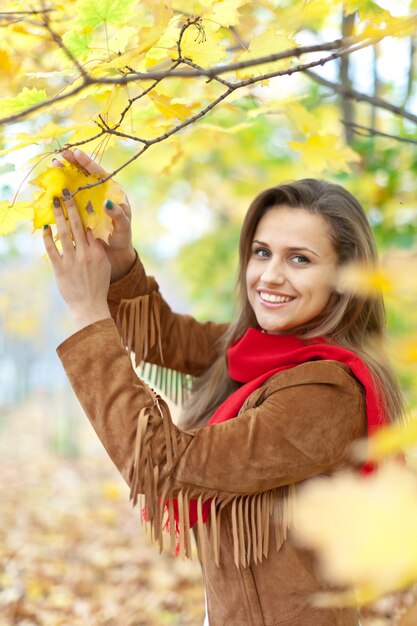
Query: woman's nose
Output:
[[261, 260, 286, 285]]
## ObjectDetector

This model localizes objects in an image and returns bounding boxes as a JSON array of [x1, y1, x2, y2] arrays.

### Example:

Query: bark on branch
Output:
[[304, 69, 417, 125]]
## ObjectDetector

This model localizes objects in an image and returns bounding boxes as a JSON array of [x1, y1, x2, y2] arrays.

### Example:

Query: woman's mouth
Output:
[[258, 291, 295, 304]]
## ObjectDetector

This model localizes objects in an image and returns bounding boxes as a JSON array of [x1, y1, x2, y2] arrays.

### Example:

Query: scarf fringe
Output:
[[116, 293, 193, 405], [129, 391, 297, 569]]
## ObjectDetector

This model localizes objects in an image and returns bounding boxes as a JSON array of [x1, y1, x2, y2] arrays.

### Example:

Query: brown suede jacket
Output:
[[57, 253, 366, 626]]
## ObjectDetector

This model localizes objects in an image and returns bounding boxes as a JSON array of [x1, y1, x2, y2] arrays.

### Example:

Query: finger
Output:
[[52, 195, 75, 255], [104, 199, 131, 227], [61, 188, 88, 249], [119, 201, 132, 220], [52, 158, 64, 168], [62, 148, 108, 177], [85, 227, 95, 246], [86, 227, 106, 255], [42, 224, 61, 267]]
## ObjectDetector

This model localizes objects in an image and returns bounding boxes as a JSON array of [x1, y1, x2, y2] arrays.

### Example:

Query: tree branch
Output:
[[61, 39, 385, 158], [404, 35, 416, 107], [340, 12, 356, 144], [304, 69, 417, 125], [344, 121, 417, 146], [0, 34, 386, 128]]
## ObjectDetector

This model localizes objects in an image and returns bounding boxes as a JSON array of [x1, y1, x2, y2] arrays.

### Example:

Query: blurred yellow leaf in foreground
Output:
[[365, 416, 417, 461], [293, 462, 417, 605]]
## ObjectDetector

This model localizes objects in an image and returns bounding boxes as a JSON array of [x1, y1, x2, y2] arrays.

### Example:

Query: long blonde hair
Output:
[[180, 179, 404, 428]]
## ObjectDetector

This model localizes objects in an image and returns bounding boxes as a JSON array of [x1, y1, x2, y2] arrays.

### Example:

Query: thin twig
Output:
[[305, 69, 417, 125], [345, 121, 417, 146]]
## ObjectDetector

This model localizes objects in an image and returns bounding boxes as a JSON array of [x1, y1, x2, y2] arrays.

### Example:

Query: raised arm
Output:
[[57, 316, 366, 564], [108, 252, 229, 375], [51, 149, 228, 375]]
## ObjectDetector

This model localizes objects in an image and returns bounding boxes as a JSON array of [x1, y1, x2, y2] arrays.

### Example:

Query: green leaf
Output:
[[75, 0, 136, 28], [62, 31, 92, 60], [0, 87, 47, 118]]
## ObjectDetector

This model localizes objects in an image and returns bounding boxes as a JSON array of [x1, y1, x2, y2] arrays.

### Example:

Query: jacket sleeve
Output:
[[107, 251, 229, 376], [57, 319, 366, 531]]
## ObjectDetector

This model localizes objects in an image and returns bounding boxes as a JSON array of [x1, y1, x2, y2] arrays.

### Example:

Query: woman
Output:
[[43, 149, 403, 626]]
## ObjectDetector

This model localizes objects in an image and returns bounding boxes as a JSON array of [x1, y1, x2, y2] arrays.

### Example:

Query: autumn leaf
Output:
[[0, 49, 14, 77], [62, 30, 93, 60], [75, 0, 136, 28], [236, 30, 298, 80], [293, 463, 417, 605], [29, 162, 126, 242], [284, 102, 321, 135], [365, 416, 417, 460], [288, 134, 361, 174], [201, 0, 248, 30], [148, 91, 196, 121], [0, 201, 34, 236], [0, 87, 47, 118], [337, 264, 393, 297], [178, 23, 229, 66]]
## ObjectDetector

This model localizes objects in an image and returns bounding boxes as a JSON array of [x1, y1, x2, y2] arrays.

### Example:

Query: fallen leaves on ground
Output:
[[0, 392, 204, 626]]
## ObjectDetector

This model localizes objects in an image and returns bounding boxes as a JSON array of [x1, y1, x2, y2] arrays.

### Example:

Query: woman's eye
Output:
[[254, 247, 270, 258], [291, 254, 310, 265]]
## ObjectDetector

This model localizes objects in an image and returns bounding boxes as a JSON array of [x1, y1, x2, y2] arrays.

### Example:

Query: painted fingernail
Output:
[[105, 199, 113, 210], [43, 224, 49, 230], [53, 197, 60, 208], [62, 188, 71, 199]]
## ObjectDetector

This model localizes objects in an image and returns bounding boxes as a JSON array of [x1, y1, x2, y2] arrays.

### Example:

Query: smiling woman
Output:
[[246, 206, 339, 334], [43, 151, 404, 626]]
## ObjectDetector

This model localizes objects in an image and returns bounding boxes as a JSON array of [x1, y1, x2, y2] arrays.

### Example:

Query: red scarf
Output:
[[174, 329, 388, 530]]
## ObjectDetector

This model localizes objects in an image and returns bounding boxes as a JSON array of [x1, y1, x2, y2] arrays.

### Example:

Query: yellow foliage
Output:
[[0, 49, 14, 77], [237, 29, 297, 80], [0, 201, 34, 236], [148, 91, 197, 121], [367, 417, 417, 461], [176, 22, 229, 66], [284, 102, 321, 135], [29, 163, 126, 242], [337, 264, 393, 297], [337, 251, 417, 302], [202, 0, 248, 30], [293, 463, 417, 605], [289, 134, 361, 174]]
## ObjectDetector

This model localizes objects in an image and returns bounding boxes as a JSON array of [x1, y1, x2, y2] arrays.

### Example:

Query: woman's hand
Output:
[[53, 149, 136, 282], [43, 189, 112, 334]]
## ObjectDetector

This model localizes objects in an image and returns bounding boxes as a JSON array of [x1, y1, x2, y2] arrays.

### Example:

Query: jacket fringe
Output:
[[129, 392, 297, 569], [116, 294, 193, 405]]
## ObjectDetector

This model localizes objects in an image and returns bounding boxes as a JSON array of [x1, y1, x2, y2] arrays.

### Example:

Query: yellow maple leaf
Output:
[[293, 462, 417, 604], [366, 416, 417, 460], [284, 102, 321, 135], [237, 30, 298, 80], [0, 49, 14, 77], [30, 162, 126, 242], [177, 22, 228, 66], [202, 0, 248, 30], [148, 91, 196, 121], [289, 134, 361, 174], [0, 201, 34, 236], [337, 263, 393, 297]]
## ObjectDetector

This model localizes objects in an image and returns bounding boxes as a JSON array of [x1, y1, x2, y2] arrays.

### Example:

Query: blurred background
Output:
[[1, 0, 417, 623]]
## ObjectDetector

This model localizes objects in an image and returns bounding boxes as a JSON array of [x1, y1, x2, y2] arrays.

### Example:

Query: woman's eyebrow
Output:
[[287, 246, 321, 258], [253, 240, 321, 258]]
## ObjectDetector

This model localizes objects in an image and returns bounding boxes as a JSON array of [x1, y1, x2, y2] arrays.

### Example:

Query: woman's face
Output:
[[245, 205, 339, 334]]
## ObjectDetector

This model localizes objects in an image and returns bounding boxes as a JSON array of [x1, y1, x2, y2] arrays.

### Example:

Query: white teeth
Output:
[[260, 292, 292, 303]]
